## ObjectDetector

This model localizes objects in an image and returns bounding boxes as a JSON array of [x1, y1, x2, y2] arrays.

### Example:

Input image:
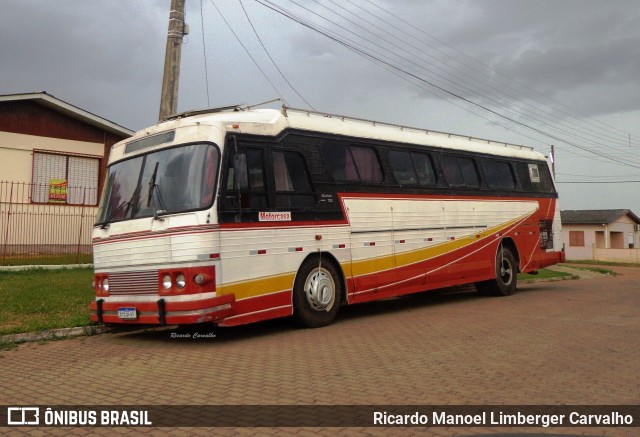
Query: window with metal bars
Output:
[[31, 151, 100, 205]]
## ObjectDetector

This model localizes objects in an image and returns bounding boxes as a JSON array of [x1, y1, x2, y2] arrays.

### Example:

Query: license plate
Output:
[[117, 307, 137, 320]]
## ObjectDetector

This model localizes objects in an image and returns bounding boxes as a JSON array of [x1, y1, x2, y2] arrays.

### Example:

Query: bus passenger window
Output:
[[440, 155, 464, 186], [389, 151, 436, 186], [225, 147, 267, 209], [273, 151, 315, 208], [273, 152, 294, 191], [411, 152, 436, 186], [351, 146, 382, 182], [482, 160, 515, 190], [514, 162, 555, 193], [441, 155, 479, 188], [389, 151, 418, 185], [322, 142, 382, 183]]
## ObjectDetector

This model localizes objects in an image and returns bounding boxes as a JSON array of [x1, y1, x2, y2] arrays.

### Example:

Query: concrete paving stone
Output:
[[1, 265, 639, 436]]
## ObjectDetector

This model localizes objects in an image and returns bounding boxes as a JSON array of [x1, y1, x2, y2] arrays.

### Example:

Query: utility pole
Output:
[[159, 0, 188, 121]]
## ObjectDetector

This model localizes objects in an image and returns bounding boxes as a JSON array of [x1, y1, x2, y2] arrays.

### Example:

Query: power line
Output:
[[239, 0, 316, 110], [360, 0, 640, 144], [302, 0, 640, 162], [255, 0, 640, 171], [209, 0, 288, 104], [325, 0, 633, 151], [200, 0, 211, 107]]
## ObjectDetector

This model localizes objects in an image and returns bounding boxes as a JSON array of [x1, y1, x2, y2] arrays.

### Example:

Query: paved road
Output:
[[1, 265, 638, 436]]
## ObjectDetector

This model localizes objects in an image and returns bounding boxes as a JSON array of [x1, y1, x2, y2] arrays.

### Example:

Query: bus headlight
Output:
[[162, 274, 172, 290], [176, 274, 186, 289], [102, 278, 109, 292]]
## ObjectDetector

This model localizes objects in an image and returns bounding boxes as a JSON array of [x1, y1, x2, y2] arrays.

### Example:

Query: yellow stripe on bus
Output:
[[216, 214, 531, 300], [217, 272, 296, 300], [351, 214, 528, 277]]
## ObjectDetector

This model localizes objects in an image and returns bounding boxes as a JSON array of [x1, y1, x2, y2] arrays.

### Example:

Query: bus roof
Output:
[[126, 106, 547, 162]]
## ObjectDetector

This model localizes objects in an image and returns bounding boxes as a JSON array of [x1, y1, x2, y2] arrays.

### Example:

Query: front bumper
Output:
[[90, 294, 235, 325]]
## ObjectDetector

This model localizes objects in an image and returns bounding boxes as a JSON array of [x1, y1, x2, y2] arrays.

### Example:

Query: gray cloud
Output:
[[2, 0, 640, 210]]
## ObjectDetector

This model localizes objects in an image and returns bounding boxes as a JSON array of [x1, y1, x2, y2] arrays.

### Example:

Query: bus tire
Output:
[[293, 257, 342, 328], [476, 246, 518, 296]]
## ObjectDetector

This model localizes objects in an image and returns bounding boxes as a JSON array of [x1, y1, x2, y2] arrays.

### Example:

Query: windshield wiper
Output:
[[147, 162, 168, 220], [100, 199, 132, 229]]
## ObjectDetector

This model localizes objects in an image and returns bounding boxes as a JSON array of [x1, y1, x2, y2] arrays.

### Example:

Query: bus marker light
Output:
[[209, 253, 220, 259], [194, 273, 212, 285], [315, 235, 322, 240]]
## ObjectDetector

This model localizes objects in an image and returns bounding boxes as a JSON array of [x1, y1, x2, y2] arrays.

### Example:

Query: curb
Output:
[[0, 325, 107, 345]]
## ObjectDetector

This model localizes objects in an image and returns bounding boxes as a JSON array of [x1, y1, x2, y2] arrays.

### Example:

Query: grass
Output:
[[0, 253, 93, 267], [518, 268, 573, 281], [565, 259, 640, 267], [0, 267, 94, 336], [569, 266, 617, 276]]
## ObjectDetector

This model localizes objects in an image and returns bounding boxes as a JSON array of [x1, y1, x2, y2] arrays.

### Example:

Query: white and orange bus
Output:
[[90, 106, 564, 328]]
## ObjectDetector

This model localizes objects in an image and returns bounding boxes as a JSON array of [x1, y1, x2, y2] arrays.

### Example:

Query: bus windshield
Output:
[[96, 143, 219, 225]]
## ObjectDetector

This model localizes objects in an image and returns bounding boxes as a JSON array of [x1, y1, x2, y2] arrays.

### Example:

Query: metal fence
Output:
[[0, 180, 97, 266]]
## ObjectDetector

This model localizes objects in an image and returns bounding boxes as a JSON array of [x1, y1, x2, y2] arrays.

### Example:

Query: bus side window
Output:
[[350, 145, 382, 182], [482, 159, 515, 190], [233, 154, 248, 189], [514, 161, 554, 193], [322, 142, 382, 183], [411, 152, 436, 186], [440, 155, 464, 186], [323, 143, 353, 182], [273, 150, 315, 208], [389, 150, 418, 185], [441, 154, 479, 188], [389, 150, 436, 186], [224, 147, 267, 210]]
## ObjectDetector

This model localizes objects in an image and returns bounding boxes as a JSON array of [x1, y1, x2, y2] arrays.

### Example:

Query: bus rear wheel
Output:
[[476, 246, 518, 296], [293, 257, 342, 328]]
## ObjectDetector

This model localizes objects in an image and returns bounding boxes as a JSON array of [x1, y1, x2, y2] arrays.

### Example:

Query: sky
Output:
[[2, 0, 640, 211]]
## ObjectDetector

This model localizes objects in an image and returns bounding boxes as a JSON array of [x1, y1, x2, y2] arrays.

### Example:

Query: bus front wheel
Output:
[[476, 246, 518, 296], [293, 257, 342, 328]]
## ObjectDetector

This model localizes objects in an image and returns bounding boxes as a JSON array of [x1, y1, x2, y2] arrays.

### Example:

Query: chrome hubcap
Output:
[[305, 268, 335, 311], [500, 260, 513, 285]]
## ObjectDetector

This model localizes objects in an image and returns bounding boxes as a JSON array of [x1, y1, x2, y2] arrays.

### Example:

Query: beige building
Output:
[[0, 92, 132, 259], [561, 209, 640, 261]]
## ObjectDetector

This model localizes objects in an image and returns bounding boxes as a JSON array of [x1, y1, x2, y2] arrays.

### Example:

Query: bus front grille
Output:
[[108, 270, 158, 296]]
